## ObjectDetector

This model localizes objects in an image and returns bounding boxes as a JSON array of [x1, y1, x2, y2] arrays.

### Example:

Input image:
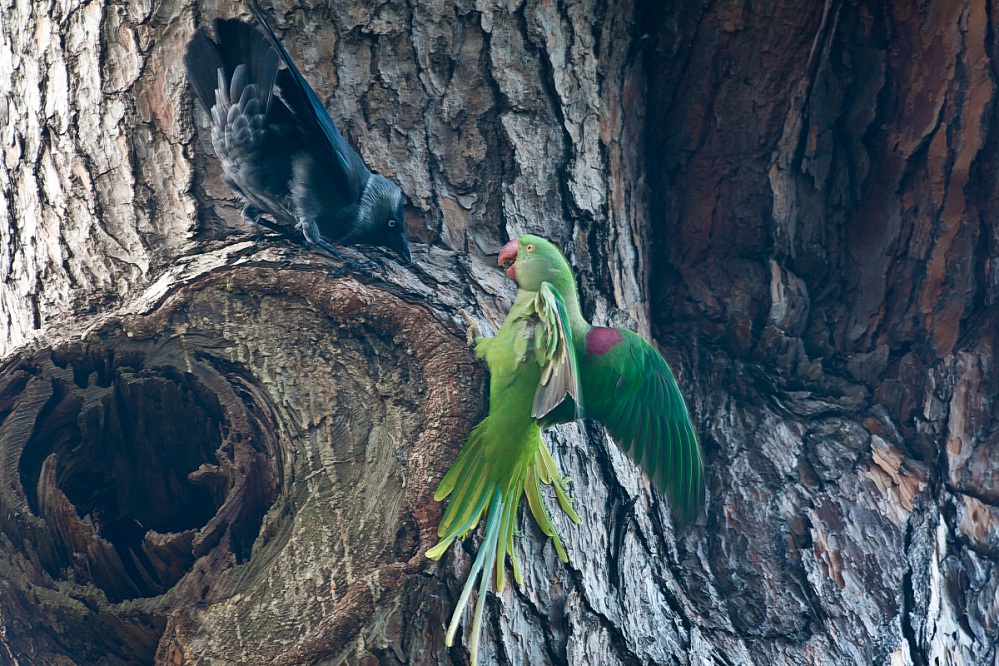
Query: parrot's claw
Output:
[[458, 309, 482, 346]]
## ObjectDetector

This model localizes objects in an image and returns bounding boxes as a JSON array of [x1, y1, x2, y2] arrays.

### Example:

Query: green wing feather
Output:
[[573, 330, 704, 522], [531, 282, 583, 419]]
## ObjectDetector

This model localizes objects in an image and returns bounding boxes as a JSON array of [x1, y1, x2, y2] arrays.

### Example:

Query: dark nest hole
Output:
[[12, 345, 280, 603]]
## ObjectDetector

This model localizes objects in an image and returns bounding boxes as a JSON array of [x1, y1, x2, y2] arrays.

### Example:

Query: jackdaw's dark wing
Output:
[[184, 12, 413, 266], [247, 1, 366, 204], [185, 19, 303, 226]]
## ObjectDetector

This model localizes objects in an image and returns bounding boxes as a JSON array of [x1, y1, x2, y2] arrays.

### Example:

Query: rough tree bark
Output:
[[0, 0, 996, 665]]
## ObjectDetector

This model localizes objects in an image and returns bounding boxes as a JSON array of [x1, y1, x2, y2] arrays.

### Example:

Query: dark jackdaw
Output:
[[184, 5, 412, 266]]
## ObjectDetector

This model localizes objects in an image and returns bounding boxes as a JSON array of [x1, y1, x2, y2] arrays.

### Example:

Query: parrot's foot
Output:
[[457, 309, 482, 346]]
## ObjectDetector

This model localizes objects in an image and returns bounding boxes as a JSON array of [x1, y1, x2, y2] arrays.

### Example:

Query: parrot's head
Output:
[[498, 235, 572, 291]]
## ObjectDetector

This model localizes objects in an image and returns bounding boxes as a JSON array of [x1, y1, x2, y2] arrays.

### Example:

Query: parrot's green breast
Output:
[[476, 290, 540, 385]]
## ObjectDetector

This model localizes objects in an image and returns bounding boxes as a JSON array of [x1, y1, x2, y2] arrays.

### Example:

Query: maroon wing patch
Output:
[[584, 327, 622, 356]]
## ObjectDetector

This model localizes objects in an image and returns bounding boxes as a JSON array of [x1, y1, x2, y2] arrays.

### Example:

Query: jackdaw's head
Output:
[[361, 175, 412, 263]]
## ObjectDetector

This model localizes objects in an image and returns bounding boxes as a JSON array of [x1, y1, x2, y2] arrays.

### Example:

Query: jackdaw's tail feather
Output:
[[184, 19, 279, 116], [184, 29, 225, 112]]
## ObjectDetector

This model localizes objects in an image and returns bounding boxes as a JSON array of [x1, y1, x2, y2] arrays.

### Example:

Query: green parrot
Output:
[[426, 235, 704, 664]]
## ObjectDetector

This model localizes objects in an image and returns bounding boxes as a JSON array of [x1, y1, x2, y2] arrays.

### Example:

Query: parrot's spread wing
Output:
[[584, 330, 704, 521], [531, 283, 583, 419]]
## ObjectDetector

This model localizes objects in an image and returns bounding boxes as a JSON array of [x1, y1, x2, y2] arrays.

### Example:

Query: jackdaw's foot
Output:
[[240, 204, 264, 225], [316, 241, 379, 279], [244, 207, 297, 243], [325, 259, 375, 280]]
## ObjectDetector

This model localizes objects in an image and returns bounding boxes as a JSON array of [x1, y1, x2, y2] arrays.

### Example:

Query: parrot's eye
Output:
[[388, 219, 397, 228], [525, 243, 535, 253]]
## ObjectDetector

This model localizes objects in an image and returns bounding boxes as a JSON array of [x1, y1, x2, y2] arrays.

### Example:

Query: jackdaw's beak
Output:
[[498, 237, 519, 280], [390, 231, 413, 264]]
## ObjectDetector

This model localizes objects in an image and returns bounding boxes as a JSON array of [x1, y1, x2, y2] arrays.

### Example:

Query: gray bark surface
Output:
[[0, 0, 996, 665]]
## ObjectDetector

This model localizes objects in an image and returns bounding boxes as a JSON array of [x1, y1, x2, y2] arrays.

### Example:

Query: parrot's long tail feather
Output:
[[525, 441, 581, 562], [427, 417, 577, 665], [442, 487, 504, 659], [427, 422, 497, 560]]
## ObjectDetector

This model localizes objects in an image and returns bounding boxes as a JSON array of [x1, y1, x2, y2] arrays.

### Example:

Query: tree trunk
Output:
[[0, 0, 996, 664]]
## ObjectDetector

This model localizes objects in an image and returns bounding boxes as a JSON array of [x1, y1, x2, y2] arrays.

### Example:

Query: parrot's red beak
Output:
[[498, 238, 519, 280]]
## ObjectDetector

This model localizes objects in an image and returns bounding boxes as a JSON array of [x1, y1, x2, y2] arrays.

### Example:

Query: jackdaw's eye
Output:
[[388, 219, 397, 228]]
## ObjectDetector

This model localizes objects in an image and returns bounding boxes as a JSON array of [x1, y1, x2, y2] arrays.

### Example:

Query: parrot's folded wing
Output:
[[531, 282, 583, 419]]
